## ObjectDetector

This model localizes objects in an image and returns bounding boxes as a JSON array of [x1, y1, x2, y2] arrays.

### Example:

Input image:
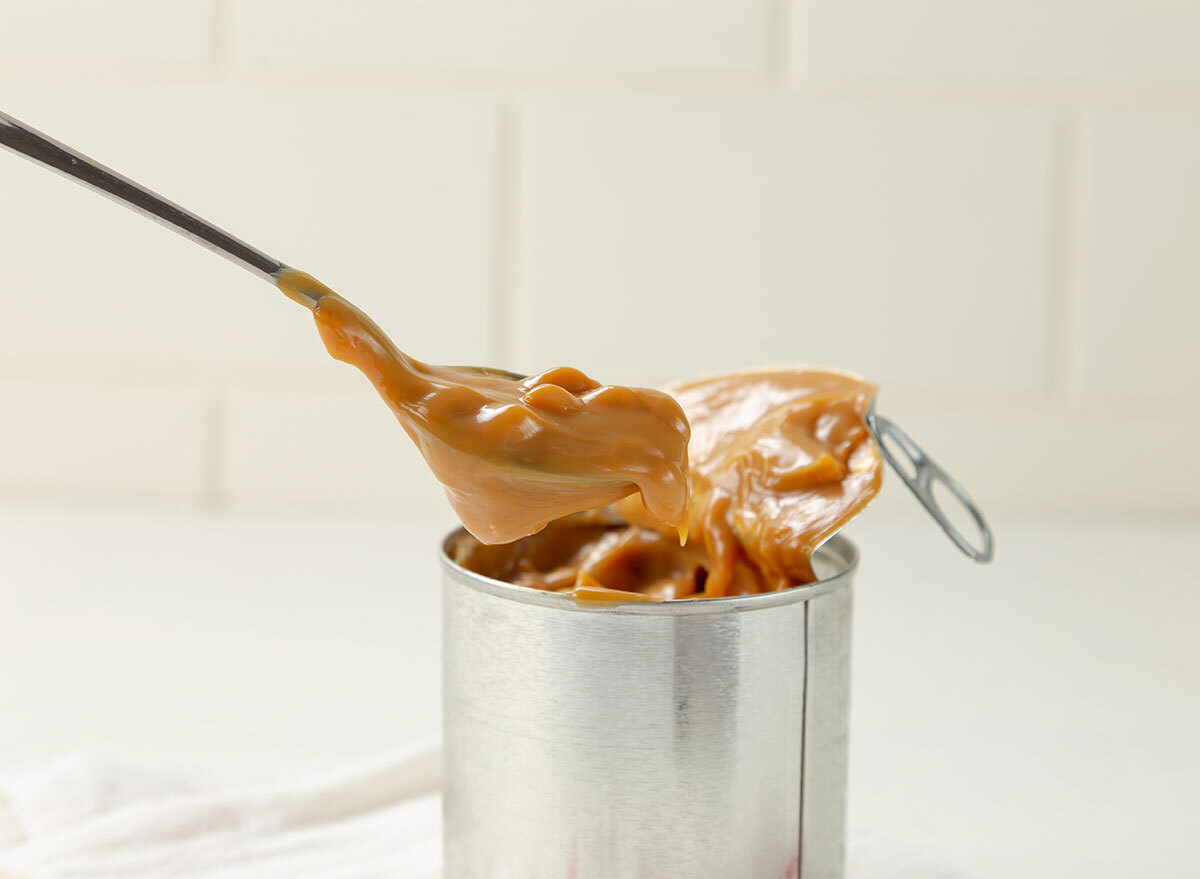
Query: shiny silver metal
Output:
[[441, 531, 858, 879], [0, 110, 321, 304], [864, 399, 994, 563]]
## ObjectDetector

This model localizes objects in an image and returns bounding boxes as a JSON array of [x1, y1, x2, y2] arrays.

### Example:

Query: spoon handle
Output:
[[0, 109, 284, 283]]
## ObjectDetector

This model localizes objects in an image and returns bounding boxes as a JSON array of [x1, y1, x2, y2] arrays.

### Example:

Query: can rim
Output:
[[439, 530, 858, 615]]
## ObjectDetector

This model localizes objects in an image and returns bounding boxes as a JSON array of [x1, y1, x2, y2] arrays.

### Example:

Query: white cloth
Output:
[[0, 749, 441, 879], [0, 750, 961, 879]]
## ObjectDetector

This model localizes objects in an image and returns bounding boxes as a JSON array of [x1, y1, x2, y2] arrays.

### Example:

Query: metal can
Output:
[[441, 531, 858, 879]]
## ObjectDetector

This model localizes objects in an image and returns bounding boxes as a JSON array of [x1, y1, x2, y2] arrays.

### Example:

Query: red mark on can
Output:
[[784, 852, 799, 878]]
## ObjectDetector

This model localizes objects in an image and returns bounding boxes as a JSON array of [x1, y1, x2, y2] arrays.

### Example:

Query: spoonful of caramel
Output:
[[0, 110, 690, 545], [2, 109, 994, 572], [276, 269, 690, 544]]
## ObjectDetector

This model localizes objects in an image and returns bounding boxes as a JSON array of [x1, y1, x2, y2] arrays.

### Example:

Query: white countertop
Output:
[[1, 503, 1197, 877]]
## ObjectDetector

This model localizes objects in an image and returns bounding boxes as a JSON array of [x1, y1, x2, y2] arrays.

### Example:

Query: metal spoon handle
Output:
[[0, 109, 283, 282]]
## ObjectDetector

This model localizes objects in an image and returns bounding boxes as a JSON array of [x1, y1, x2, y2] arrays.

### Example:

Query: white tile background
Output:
[[0, 0, 1197, 517], [2, 10, 1199, 874]]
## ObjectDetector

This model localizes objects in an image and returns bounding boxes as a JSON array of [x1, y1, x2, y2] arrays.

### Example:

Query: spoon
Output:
[[0, 109, 319, 307], [0, 108, 692, 544], [0, 109, 993, 563]]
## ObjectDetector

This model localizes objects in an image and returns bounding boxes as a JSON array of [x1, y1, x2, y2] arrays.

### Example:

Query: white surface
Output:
[[0, 503, 448, 773], [1, 502, 1197, 876]]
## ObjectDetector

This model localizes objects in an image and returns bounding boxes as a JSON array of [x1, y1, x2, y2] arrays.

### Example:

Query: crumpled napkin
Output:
[[0, 747, 440, 879]]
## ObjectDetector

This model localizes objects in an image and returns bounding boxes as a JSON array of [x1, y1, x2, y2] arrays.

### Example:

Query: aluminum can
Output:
[[441, 531, 857, 879]]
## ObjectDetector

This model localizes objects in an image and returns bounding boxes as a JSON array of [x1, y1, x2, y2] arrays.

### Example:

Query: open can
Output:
[[441, 530, 858, 879]]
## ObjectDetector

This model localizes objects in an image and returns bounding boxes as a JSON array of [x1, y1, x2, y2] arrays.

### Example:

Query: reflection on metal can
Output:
[[441, 531, 857, 879]]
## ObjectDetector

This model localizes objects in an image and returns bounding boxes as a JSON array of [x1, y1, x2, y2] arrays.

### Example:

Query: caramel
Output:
[[275, 269, 691, 545], [661, 368, 882, 592], [277, 269, 879, 600], [452, 368, 882, 600]]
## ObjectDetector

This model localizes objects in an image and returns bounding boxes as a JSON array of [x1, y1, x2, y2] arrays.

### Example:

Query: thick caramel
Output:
[[276, 269, 690, 544], [659, 368, 882, 592], [452, 368, 882, 600]]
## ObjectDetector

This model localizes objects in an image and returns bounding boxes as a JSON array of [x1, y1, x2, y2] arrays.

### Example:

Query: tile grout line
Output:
[[1048, 106, 1084, 409], [17, 56, 1199, 106], [211, 0, 235, 80], [767, 0, 789, 87], [491, 100, 521, 368]]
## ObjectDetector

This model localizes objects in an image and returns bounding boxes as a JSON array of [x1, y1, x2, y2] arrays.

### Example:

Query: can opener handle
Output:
[[864, 400, 994, 563]]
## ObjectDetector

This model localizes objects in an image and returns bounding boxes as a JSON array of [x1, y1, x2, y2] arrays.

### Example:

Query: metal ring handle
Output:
[[865, 401, 994, 563]]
